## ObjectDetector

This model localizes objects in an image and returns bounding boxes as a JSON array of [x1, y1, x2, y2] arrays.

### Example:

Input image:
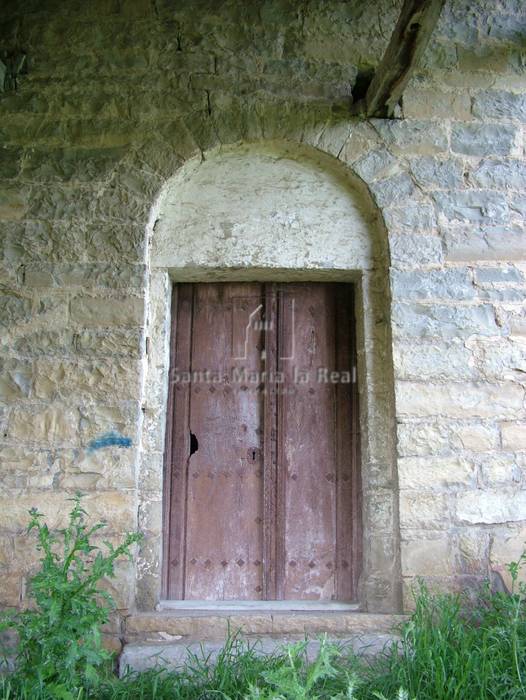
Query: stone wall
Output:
[[0, 0, 525, 629]]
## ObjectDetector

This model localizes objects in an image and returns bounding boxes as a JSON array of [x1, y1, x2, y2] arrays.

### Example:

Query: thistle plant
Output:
[[0, 494, 142, 698]]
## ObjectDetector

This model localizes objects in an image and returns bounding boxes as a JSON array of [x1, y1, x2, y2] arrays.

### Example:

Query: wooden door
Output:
[[163, 282, 361, 601]]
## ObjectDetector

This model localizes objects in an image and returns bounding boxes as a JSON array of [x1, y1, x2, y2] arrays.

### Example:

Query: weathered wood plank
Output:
[[183, 283, 265, 600], [164, 284, 193, 599], [353, 0, 446, 118], [263, 283, 278, 600]]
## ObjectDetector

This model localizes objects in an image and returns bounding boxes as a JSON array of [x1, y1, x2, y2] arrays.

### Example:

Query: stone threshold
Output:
[[124, 610, 404, 644], [120, 633, 398, 675], [157, 600, 360, 612]]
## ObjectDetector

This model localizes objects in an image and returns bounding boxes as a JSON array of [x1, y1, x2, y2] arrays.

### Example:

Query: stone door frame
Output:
[[135, 142, 401, 613]]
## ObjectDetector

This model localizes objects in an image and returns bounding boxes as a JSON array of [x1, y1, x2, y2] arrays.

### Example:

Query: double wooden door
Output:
[[163, 282, 361, 602]]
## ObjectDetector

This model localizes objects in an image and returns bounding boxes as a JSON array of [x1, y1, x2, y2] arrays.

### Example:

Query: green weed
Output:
[[0, 494, 141, 699]]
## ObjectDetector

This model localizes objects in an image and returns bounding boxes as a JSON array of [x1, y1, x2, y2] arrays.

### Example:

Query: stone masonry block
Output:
[[451, 123, 518, 156], [398, 456, 476, 491], [78, 402, 139, 446], [469, 337, 526, 381], [490, 527, 526, 590], [352, 147, 398, 182], [23, 263, 145, 289], [443, 225, 526, 263], [383, 203, 437, 233], [0, 293, 32, 329], [403, 88, 471, 121], [478, 453, 523, 487], [393, 341, 476, 381], [475, 266, 524, 287], [20, 147, 127, 182], [401, 537, 454, 576], [8, 405, 80, 446], [510, 194, 526, 218], [392, 302, 499, 338], [396, 381, 524, 420], [469, 159, 526, 190], [452, 423, 500, 453], [0, 491, 135, 532], [472, 91, 526, 122], [32, 358, 141, 402], [457, 529, 490, 576], [0, 357, 33, 401], [433, 191, 509, 224], [396, 421, 499, 457], [70, 296, 144, 327], [399, 492, 448, 529], [501, 423, 526, 451], [456, 491, 526, 525], [389, 234, 443, 268], [391, 268, 475, 301], [74, 329, 143, 358], [372, 119, 448, 155], [410, 156, 464, 190], [370, 173, 417, 208]]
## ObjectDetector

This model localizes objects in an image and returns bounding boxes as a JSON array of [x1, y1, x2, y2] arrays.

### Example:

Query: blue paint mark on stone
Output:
[[87, 431, 132, 453]]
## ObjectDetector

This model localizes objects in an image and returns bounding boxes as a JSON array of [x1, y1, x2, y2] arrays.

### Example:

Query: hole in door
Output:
[[163, 282, 362, 602], [189, 432, 199, 455]]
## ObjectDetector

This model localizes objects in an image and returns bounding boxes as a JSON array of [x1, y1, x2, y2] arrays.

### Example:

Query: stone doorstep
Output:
[[3, 613, 405, 675], [119, 634, 398, 676], [123, 611, 404, 644]]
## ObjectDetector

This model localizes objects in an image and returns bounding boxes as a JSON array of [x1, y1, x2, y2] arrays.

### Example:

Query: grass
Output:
[[2, 573, 526, 700]]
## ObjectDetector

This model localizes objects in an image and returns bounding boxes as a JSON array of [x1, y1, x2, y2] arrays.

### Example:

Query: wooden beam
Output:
[[353, 0, 446, 118]]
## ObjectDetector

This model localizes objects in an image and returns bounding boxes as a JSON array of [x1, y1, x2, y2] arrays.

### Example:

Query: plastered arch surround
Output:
[[138, 142, 401, 613]]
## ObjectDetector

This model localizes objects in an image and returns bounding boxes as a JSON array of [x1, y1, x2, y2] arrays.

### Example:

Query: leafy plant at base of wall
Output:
[[504, 550, 526, 692], [245, 636, 345, 699], [245, 637, 411, 700], [0, 493, 142, 699], [367, 553, 526, 700]]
